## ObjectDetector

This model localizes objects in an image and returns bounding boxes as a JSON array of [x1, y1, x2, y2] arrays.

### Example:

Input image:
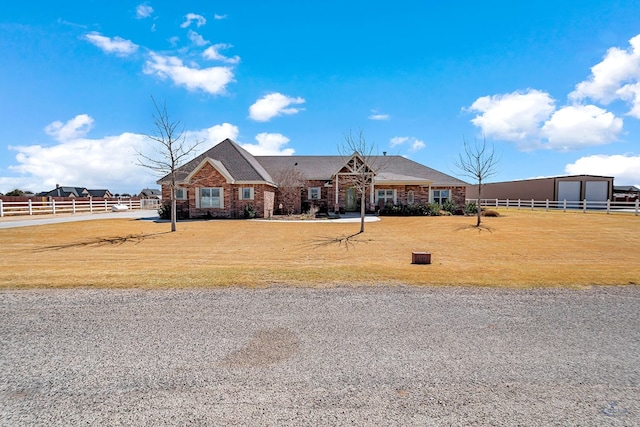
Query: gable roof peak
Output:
[[158, 138, 276, 185]]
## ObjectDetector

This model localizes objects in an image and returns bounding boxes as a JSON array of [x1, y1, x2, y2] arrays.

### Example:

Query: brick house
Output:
[[158, 138, 468, 218]]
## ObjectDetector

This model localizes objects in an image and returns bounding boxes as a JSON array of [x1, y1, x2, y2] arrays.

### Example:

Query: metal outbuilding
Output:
[[466, 175, 614, 203]]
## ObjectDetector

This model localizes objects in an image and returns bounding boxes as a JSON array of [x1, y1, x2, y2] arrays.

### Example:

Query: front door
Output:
[[346, 188, 357, 211]]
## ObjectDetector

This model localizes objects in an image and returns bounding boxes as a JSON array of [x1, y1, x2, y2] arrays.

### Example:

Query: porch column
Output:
[[370, 180, 374, 206]]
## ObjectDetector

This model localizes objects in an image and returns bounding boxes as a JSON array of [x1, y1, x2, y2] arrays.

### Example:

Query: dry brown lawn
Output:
[[1, 209, 638, 289]]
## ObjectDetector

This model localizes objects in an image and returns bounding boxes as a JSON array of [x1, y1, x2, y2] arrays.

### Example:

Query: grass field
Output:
[[1, 210, 638, 289]]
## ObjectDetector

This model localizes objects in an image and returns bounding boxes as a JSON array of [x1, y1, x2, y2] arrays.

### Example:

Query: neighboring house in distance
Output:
[[138, 188, 162, 199], [87, 189, 113, 198], [37, 185, 90, 198], [37, 185, 113, 198], [157, 138, 468, 219], [613, 185, 640, 201]]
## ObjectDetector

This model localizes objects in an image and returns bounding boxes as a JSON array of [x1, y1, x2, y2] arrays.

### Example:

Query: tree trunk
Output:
[[360, 192, 366, 233], [476, 183, 482, 227], [171, 196, 177, 232]]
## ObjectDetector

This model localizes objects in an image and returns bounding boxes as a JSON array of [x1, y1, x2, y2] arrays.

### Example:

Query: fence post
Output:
[[531, 199, 534, 211], [495, 198, 498, 208], [636, 199, 639, 216], [129, 199, 133, 209], [583, 199, 587, 213], [72, 199, 76, 214], [606, 199, 610, 214], [563, 200, 567, 212], [104, 199, 108, 211], [545, 199, 549, 211], [0, 199, 3, 217], [517, 199, 521, 210], [90, 197, 93, 213], [29, 199, 33, 215], [52, 199, 56, 215], [506, 199, 510, 209]]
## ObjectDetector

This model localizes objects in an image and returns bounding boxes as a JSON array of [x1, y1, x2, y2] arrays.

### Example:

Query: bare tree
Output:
[[136, 97, 202, 232], [339, 130, 386, 233], [271, 164, 306, 215], [454, 137, 500, 227]]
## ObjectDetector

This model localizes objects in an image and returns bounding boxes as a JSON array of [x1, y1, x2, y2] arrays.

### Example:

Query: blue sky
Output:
[[2, 1, 640, 195]]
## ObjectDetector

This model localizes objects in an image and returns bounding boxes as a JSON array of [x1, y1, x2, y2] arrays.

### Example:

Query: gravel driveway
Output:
[[1, 286, 638, 426]]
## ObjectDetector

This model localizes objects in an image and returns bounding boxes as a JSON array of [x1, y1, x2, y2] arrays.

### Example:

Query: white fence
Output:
[[0, 198, 160, 217], [467, 198, 640, 216]]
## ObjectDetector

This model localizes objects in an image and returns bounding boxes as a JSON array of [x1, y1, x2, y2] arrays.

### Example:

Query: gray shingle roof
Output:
[[372, 156, 468, 186], [160, 139, 468, 187], [37, 186, 89, 197], [256, 156, 345, 181], [159, 139, 275, 185], [257, 155, 468, 186]]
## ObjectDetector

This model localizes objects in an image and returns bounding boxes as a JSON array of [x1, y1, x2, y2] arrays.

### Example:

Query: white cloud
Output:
[[468, 89, 624, 151], [203, 43, 240, 64], [7, 131, 152, 194], [570, 34, 640, 105], [565, 154, 640, 185], [390, 136, 408, 147], [468, 89, 555, 142], [248, 93, 305, 122], [214, 14, 228, 20], [369, 114, 389, 120], [136, 4, 153, 19], [143, 52, 234, 95], [84, 32, 139, 56], [185, 123, 239, 147], [368, 110, 389, 120], [188, 30, 209, 47], [240, 133, 295, 155], [411, 139, 426, 151], [181, 13, 206, 28], [617, 82, 640, 118], [1, 116, 247, 194], [540, 105, 623, 150], [44, 114, 94, 142], [389, 136, 425, 151]]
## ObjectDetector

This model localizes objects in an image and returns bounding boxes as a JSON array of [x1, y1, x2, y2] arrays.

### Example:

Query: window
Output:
[[407, 190, 415, 205], [308, 187, 321, 200], [240, 187, 254, 200], [376, 189, 395, 205], [198, 187, 223, 208], [175, 187, 187, 200], [432, 189, 449, 205]]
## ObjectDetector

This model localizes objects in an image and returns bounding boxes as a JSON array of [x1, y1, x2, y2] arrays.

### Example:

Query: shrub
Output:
[[464, 202, 478, 215], [379, 202, 445, 216], [482, 209, 500, 217], [158, 203, 171, 219], [442, 199, 457, 215], [158, 202, 189, 220], [427, 203, 442, 216], [301, 205, 319, 219], [243, 204, 257, 219]]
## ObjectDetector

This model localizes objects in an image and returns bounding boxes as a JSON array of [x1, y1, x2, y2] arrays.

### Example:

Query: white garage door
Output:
[[557, 181, 580, 207], [585, 181, 608, 201], [585, 181, 608, 208]]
